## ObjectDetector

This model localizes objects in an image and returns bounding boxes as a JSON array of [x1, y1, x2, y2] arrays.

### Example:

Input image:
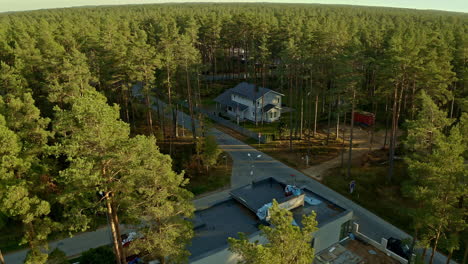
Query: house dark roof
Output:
[[231, 82, 282, 101], [214, 91, 249, 112], [214, 82, 283, 108], [263, 104, 276, 112]]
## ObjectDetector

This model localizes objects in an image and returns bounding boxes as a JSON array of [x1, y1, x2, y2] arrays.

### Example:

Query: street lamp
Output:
[[247, 153, 262, 184]]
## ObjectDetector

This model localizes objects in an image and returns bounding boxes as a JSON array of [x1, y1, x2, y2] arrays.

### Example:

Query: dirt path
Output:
[[302, 126, 389, 181]]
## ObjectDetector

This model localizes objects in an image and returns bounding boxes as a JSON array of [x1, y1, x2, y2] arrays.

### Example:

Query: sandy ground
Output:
[[302, 126, 390, 181]]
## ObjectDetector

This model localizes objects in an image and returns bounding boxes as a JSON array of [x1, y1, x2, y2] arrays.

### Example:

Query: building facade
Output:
[[214, 82, 283, 123]]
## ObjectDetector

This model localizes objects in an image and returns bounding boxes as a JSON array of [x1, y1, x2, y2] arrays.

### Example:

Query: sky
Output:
[[0, 0, 467, 13]]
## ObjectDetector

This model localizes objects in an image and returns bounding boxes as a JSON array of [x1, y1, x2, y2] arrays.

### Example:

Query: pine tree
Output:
[[228, 199, 318, 264], [403, 92, 467, 264]]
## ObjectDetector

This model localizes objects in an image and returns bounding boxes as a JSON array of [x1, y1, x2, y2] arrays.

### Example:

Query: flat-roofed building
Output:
[[189, 177, 354, 264]]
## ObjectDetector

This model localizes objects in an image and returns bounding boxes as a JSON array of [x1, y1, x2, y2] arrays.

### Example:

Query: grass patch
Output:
[[157, 135, 232, 197], [215, 123, 344, 170], [241, 121, 279, 135], [186, 153, 232, 196], [323, 162, 413, 233]]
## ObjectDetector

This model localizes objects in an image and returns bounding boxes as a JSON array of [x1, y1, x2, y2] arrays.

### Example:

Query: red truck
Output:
[[353, 111, 375, 126]]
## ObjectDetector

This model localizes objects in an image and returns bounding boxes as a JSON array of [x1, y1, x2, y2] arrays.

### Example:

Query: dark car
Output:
[[387, 237, 411, 260]]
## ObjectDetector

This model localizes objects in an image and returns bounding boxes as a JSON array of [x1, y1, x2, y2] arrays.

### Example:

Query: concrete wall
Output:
[[266, 194, 305, 221], [352, 222, 412, 264], [313, 211, 353, 253]]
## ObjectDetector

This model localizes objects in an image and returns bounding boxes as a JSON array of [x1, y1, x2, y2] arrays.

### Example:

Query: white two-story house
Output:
[[214, 82, 284, 123]]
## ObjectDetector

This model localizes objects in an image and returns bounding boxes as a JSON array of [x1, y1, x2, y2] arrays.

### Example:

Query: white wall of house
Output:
[[263, 109, 280, 122], [226, 107, 246, 120], [259, 91, 282, 108], [313, 211, 353, 253], [225, 91, 283, 123], [231, 94, 255, 108]]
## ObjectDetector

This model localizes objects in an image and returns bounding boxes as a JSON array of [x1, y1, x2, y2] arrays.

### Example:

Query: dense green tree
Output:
[[0, 3, 466, 262], [53, 90, 194, 264], [403, 92, 467, 264], [126, 136, 194, 264], [228, 199, 318, 264]]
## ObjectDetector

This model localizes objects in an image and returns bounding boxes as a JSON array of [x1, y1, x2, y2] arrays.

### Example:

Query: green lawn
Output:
[[323, 162, 414, 233], [186, 152, 232, 196], [241, 121, 278, 134]]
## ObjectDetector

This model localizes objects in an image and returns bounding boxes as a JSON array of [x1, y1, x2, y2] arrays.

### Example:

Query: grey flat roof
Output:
[[189, 177, 347, 259], [189, 199, 260, 259], [230, 178, 345, 226], [292, 189, 344, 227], [230, 177, 286, 212]]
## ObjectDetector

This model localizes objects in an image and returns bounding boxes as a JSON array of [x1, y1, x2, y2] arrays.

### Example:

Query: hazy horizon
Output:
[[0, 0, 467, 14]]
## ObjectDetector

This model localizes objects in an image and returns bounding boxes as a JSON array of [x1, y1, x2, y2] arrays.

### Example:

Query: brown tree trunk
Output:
[[289, 71, 293, 151], [383, 95, 390, 149], [446, 251, 453, 264], [196, 72, 205, 137], [326, 92, 332, 145], [429, 230, 441, 264], [111, 202, 126, 264], [144, 91, 153, 135], [387, 82, 399, 182], [313, 94, 319, 137], [347, 88, 356, 179], [341, 111, 347, 168], [106, 195, 123, 264], [0, 249, 5, 264], [423, 246, 428, 260], [462, 238, 468, 264], [336, 95, 340, 140], [186, 64, 196, 140]]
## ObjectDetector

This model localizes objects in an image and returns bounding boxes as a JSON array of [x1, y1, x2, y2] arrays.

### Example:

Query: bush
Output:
[[79, 246, 115, 264], [47, 248, 69, 264], [196, 135, 222, 170]]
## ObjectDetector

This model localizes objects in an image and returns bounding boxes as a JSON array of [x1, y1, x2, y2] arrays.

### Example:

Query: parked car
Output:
[[387, 237, 411, 260]]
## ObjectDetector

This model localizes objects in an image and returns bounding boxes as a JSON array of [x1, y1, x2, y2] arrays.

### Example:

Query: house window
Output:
[[228, 106, 232, 111], [269, 112, 273, 118]]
